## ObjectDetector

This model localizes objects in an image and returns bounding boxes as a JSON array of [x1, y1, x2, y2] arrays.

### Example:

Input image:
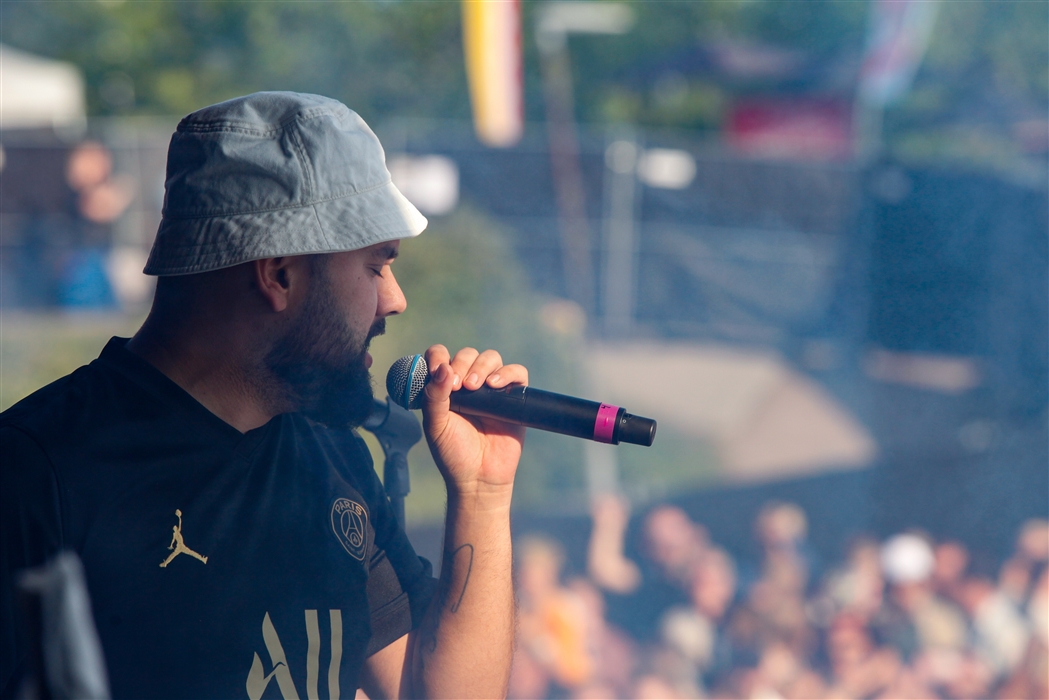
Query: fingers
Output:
[[455, 348, 511, 391], [449, 347, 482, 388], [488, 363, 528, 389], [423, 345, 458, 406], [427, 346, 529, 392], [425, 344, 452, 375], [456, 349, 528, 390]]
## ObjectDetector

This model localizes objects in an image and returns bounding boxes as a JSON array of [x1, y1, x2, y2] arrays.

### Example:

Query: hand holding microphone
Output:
[[404, 346, 529, 497], [387, 351, 657, 447]]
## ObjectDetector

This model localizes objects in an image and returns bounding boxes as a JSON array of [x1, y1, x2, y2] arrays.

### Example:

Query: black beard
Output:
[[264, 264, 383, 430]]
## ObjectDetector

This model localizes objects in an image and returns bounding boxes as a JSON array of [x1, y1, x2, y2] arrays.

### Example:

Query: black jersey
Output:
[[1, 338, 436, 700]]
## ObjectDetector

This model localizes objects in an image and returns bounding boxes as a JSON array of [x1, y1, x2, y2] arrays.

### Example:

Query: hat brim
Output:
[[144, 180, 427, 276]]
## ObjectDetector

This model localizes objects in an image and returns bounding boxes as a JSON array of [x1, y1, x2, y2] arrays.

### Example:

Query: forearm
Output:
[[587, 496, 640, 594], [588, 528, 641, 593], [411, 488, 515, 699]]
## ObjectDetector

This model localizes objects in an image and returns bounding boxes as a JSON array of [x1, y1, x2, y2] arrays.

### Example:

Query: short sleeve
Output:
[[337, 437, 437, 656], [364, 511, 436, 656], [1, 426, 65, 699]]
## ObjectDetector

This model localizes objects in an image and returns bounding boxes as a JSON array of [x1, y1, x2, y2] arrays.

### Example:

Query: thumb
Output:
[[422, 362, 458, 438]]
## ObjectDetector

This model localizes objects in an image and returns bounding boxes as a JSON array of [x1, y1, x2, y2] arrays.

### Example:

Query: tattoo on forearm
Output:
[[419, 542, 475, 659], [448, 543, 474, 613]]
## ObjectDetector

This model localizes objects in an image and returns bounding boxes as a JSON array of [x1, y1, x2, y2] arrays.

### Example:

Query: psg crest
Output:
[[330, 498, 368, 561]]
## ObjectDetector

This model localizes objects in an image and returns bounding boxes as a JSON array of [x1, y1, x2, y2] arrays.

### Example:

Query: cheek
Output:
[[332, 273, 380, 327]]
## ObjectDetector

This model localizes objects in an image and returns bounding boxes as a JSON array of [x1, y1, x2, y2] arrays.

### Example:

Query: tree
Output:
[[0, 2, 470, 124]]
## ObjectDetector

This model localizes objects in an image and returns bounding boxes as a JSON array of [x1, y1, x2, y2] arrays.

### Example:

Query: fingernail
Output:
[[467, 373, 479, 388], [489, 374, 502, 386], [453, 373, 462, 388]]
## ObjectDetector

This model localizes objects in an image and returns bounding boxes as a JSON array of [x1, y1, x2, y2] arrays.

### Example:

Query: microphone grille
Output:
[[386, 354, 430, 410]]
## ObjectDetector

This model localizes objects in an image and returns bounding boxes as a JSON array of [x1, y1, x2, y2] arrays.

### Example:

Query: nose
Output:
[[378, 267, 407, 318]]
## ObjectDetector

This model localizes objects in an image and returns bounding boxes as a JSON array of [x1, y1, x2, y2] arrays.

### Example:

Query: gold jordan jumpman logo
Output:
[[160, 509, 208, 567]]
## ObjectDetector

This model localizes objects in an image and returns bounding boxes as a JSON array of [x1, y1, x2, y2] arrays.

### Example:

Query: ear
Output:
[[253, 257, 299, 313]]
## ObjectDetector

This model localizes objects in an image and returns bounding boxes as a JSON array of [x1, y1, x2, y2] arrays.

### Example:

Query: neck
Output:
[[128, 314, 285, 433]]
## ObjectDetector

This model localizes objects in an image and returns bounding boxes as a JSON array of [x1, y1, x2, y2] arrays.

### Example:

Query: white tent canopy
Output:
[[587, 341, 877, 483], [0, 43, 86, 131]]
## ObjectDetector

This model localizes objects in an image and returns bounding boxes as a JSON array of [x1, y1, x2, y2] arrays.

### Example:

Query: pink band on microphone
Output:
[[593, 403, 620, 443]]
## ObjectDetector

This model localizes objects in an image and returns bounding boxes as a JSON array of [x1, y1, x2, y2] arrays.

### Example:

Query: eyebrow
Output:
[[373, 244, 399, 261]]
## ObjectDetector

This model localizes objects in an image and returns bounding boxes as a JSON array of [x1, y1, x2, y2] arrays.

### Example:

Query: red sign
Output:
[[727, 99, 853, 161]]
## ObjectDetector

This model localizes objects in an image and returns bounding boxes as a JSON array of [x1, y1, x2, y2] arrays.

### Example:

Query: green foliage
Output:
[[0, 1, 471, 124], [886, 1, 1049, 175], [2, 0, 1043, 172], [922, 1, 1048, 103]]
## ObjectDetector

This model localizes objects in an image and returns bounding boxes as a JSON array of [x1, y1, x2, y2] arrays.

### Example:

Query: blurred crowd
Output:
[[1, 139, 142, 310], [509, 499, 1048, 700]]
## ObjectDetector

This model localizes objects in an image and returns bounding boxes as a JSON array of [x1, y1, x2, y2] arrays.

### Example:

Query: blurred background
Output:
[[1, 1, 1046, 698]]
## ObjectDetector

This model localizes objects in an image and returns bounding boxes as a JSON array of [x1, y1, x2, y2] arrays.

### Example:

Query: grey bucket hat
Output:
[[144, 91, 427, 276]]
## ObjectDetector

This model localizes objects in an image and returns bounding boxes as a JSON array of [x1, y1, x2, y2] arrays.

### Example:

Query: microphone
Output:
[[386, 354, 657, 447]]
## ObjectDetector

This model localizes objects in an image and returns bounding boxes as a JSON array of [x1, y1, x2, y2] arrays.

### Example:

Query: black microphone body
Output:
[[386, 355, 657, 447], [450, 384, 655, 446]]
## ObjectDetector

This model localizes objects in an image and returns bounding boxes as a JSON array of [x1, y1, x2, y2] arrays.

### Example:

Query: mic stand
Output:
[[362, 398, 422, 530]]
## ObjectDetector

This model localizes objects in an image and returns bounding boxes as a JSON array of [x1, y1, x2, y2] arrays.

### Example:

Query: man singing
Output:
[[1, 92, 522, 699]]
